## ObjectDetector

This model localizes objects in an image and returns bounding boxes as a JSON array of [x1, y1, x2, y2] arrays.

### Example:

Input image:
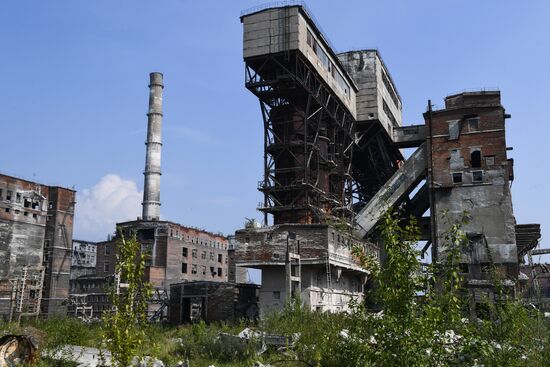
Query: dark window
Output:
[[105, 246, 111, 255], [472, 170, 483, 182], [210, 266, 215, 276], [48, 201, 53, 209], [15, 193, 21, 203], [217, 268, 222, 277], [452, 173, 463, 184], [459, 263, 469, 274], [181, 263, 187, 273], [182, 247, 188, 257], [191, 264, 197, 274], [138, 228, 155, 240], [5, 208, 9, 213], [6, 191, 12, 201], [468, 117, 479, 131], [218, 254, 222, 263], [470, 150, 481, 168]]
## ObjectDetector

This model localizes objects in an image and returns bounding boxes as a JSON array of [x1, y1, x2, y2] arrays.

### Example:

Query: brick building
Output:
[[424, 91, 518, 304], [0, 173, 75, 318], [96, 220, 229, 290]]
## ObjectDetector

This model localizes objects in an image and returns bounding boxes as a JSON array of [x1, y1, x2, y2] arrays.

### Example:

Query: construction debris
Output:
[[0, 335, 38, 367]]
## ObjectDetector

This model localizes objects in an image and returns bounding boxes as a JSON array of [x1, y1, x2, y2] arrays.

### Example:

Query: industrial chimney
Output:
[[142, 72, 164, 221]]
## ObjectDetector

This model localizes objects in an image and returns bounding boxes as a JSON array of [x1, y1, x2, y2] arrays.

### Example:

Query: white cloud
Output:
[[74, 174, 142, 241]]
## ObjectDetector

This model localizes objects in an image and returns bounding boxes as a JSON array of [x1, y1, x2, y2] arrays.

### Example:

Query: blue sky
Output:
[[1, 1, 548, 259]]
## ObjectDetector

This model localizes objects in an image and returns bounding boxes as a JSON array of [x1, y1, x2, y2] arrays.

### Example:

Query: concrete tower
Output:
[[142, 72, 164, 221]]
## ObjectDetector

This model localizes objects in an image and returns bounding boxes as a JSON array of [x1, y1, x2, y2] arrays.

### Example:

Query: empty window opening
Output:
[[210, 266, 215, 276], [470, 150, 482, 168], [472, 170, 483, 183], [468, 117, 479, 131], [448, 120, 460, 140], [182, 247, 188, 257], [452, 172, 463, 184], [218, 254, 222, 263], [217, 268, 222, 277]]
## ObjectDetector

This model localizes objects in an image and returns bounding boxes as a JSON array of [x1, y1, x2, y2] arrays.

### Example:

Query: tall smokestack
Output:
[[142, 72, 164, 221]]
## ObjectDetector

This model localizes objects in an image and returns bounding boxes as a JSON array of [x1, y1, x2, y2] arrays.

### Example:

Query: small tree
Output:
[[101, 230, 153, 367]]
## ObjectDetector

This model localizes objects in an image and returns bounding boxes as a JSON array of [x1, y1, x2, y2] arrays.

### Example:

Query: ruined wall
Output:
[[41, 186, 76, 316], [0, 175, 48, 279], [425, 92, 518, 279], [106, 220, 228, 291], [0, 174, 75, 318]]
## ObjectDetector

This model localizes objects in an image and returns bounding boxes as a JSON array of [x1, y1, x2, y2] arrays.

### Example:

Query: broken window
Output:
[[470, 150, 481, 168], [467, 117, 479, 131], [181, 263, 187, 273], [182, 247, 188, 257], [192, 249, 197, 258], [15, 193, 21, 203], [472, 170, 483, 183], [452, 172, 463, 184], [191, 264, 197, 274], [24, 198, 31, 208], [448, 120, 460, 140]]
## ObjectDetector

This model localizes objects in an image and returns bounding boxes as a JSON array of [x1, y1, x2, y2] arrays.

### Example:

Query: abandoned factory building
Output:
[[0, 173, 75, 320]]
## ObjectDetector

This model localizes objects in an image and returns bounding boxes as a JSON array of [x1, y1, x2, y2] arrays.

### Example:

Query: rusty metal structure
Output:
[[236, 2, 543, 316]]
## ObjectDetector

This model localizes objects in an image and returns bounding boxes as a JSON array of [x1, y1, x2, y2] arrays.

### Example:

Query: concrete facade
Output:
[[338, 50, 402, 136], [235, 224, 376, 315], [0, 173, 75, 318], [241, 5, 357, 117]]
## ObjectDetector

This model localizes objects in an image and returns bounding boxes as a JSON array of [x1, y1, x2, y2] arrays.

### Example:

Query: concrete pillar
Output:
[[142, 72, 164, 221]]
